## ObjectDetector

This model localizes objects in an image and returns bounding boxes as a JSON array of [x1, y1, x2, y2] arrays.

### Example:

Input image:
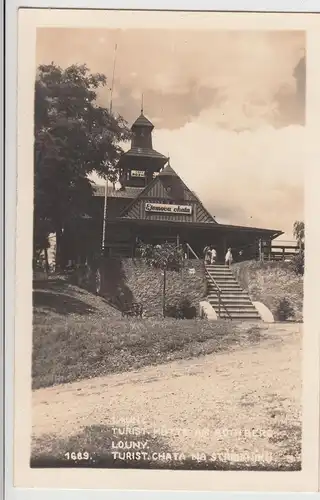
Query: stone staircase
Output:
[[205, 264, 261, 321]]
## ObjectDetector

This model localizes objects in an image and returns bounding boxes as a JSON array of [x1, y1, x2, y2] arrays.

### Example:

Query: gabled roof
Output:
[[93, 185, 144, 199], [158, 163, 178, 177], [121, 146, 168, 161], [131, 113, 154, 129], [120, 163, 218, 224]]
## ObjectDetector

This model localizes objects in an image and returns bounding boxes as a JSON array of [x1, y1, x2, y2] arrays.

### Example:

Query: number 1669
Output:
[[65, 452, 90, 460]]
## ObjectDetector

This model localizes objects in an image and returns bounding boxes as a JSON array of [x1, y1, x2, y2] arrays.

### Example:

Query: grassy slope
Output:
[[32, 278, 302, 471], [33, 279, 261, 389], [232, 261, 303, 322]]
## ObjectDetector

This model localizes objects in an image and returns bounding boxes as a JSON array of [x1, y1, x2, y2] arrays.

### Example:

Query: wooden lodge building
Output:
[[62, 110, 284, 266]]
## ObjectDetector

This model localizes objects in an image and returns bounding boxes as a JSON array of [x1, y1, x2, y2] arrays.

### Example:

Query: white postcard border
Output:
[[5, 1, 320, 498]]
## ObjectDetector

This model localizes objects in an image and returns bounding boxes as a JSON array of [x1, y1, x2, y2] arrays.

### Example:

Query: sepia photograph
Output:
[[13, 7, 320, 493], [30, 23, 305, 471]]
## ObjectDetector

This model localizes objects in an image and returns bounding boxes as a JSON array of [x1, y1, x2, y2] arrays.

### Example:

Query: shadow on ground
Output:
[[33, 290, 97, 316], [30, 424, 300, 471]]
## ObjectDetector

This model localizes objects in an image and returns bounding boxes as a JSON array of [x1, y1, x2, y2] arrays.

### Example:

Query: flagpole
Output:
[[102, 43, 117, 254]]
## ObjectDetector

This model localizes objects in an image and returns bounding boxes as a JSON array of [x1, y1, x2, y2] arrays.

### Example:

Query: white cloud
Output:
[[152, 114, 304, 239]]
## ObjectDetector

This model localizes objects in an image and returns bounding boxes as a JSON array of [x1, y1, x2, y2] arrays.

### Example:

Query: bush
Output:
[[275, 298, 295, 321], [232, 260, 303, 323], [165, 297, 197, 319]]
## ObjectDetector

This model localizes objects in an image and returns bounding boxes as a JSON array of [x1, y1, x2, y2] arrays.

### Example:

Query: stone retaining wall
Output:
[[101, 258, 207, 317]]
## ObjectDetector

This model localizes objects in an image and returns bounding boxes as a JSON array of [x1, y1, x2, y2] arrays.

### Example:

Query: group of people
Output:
[[203, 245, 233, 266]]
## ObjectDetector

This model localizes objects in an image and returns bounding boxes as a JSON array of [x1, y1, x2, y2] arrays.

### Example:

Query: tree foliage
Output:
[[292, 220, 304, 275], [293, 221, 305, 249], [34, 63, 131, 266], [136, 242, 185, 271]]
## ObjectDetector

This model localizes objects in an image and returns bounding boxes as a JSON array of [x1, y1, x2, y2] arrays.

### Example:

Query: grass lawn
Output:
[[33, 279, 264, 389]]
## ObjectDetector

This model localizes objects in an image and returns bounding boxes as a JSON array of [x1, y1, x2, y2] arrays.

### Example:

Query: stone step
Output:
[[215, 307, 259, 314], [217, 312, 261, 319], [212, 291, 244, 296], [207, 288, 249, 295], [213, 291, 243, 294], [206, 269, 234, 273], [207, 293, 251, 300], [208, 276, 239, 285], [219, 315, 261, 322], [208, 284, 245, 290], [206, 265, 233, 270], [207, 268, 235, 272], [208, 286, 240, 290], [208, 298, 253, 306], [210, 282, 239, 286], [209, 300, 257, 312], [210, 282, 239, 287], [208, 274, 237, 279], [206, 264, 232, 268], [209, 285, 244, 293], [206, 270, 234, 276], [206, 264, 230, 267], [205, 266, 260, 320]]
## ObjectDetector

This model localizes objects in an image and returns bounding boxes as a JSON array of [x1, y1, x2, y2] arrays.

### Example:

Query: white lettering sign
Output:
[[131, 170, 145, 178], [145, 203, 192, 215]]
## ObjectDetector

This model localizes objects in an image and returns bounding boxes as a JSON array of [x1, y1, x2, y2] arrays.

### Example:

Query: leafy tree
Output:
[[292, 220, 304, 275], [136, 242, 185, 316], [34, 63, 131, 268], [136, 242, 184, 271], [293, 220, 305, 250]]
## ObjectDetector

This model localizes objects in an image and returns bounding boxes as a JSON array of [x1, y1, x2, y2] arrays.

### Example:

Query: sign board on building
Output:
[[145, 202, 193, 215], [131, 170, 145, 177], [131, 170, 160, 179]]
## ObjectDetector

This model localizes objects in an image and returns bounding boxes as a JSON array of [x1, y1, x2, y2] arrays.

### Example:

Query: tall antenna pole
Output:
[[109, 43, 117, 114], [102, 43, 118, 254]]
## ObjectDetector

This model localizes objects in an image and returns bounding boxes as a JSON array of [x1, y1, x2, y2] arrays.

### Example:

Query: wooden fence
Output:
[[261, 244, 300, 262]]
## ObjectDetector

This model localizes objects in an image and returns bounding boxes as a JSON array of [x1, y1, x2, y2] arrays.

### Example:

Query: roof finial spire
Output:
[[167, 153, 170, 166], [141, 93, 144, 114]]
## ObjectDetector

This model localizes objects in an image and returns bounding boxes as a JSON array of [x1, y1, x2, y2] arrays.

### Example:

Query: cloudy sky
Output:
[[36, 28, 305, 240]]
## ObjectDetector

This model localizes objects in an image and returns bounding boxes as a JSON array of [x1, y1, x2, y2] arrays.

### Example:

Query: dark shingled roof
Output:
[[131, 113, 154, 129], [93, 185, 144, 199], [122, 147, 168, 160], [158, 163, 178, 177]]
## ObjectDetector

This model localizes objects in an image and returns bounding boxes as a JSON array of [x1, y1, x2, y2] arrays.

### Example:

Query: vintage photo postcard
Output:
[[13, 7, 320, 492]]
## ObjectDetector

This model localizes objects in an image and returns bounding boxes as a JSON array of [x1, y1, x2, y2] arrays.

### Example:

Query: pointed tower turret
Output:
[[131, 112, 154, 150], [118, 107, 168, 189]]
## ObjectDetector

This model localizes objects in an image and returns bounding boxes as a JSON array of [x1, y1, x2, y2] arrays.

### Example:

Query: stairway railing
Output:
[[205, 267, 232, 320]]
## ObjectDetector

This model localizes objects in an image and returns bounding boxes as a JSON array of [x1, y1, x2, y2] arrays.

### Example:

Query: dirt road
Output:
[[32, 323, 301, 467]]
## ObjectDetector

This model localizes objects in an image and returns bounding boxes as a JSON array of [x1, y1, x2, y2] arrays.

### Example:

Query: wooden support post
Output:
[[44, 247, 49, 275], [162, 267, 167, 317], [259, 238, 262, 262], [222, 235, 227, 265]]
